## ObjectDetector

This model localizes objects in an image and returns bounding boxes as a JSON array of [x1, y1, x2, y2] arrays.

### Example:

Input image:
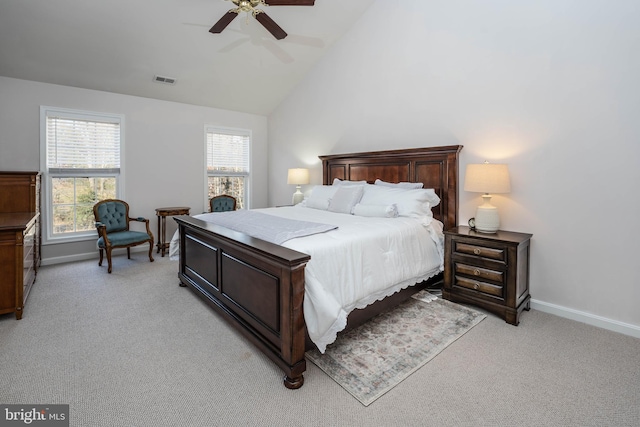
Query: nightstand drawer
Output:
[[454, 242, 505, 262], [454, 262, 504, 284], [454, 276, 504, 298]]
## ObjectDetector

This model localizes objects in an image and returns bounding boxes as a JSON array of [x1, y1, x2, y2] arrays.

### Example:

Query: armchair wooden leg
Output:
[[106, 248, 113, 274], [98, 249, 104, 266], [148, 241, 154, 263], [127, 247, 131, 259]]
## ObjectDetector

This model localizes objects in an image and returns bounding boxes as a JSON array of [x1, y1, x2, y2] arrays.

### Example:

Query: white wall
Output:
[[268, 1, 640, 332], [0, 76, 268, 263]]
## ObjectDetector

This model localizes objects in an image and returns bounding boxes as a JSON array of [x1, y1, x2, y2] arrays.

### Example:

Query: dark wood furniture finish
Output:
[[0, 171, 41, 320], [0, 213, 38, 320], [443, 226, 532, 325], [175, 145, 462, 389], [319, 145, 462, 230], [156, 207, 190, 257]]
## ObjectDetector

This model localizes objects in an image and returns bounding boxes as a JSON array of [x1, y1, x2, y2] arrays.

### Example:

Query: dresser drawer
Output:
[[452, 260, 505, 300], [453, 241, 505, 262], [23, 225, 35, 261], [23, 221, 35, 266], [454, 262, 504, 284], [22, 221, 36, 296], [454, 276, 504, 298]]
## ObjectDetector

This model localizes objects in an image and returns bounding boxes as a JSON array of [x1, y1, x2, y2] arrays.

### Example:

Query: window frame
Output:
[[204, 125, 251, 210], [40, 106, 125, 244]]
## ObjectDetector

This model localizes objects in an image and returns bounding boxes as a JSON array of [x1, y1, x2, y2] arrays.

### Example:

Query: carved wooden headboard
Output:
[[319, 145, 463, 230]]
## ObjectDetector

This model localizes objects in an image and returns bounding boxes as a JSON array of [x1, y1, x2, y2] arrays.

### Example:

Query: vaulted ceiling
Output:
[[0, 0, 375, 115]]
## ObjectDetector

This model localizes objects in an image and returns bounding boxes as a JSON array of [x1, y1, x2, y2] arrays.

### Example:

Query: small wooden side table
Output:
[[155, 207, 190, 257], [443, 226, 532, 325]]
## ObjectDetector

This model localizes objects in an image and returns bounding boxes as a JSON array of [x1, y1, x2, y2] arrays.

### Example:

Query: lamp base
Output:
[[474, 205, 500, 233], [292, 187, 304, 205]]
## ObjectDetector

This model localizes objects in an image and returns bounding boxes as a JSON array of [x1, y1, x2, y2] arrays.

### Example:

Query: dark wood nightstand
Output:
[[443, 226, 532, 325]]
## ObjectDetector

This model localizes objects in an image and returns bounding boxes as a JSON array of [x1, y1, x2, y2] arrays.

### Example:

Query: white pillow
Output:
[[328, 185, 364, 214], [352, 203, 399, 218], [374, 179, 424, 189], [305, 197, 330, 210], [360, 185, 440, 218], [303, 185, 338, 210], [332, 178, 368, 186]]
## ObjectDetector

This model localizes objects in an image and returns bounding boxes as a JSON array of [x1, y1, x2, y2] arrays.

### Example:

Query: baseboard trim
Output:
[[41, 246, 150, 266], [531, 299, 640, 339]]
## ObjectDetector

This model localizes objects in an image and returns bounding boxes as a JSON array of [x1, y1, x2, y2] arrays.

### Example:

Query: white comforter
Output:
[[170, 206, 444, 353]]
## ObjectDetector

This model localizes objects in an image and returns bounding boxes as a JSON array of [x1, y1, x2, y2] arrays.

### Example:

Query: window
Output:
[[205, 127, 250, 210], [41, 107, 123, 242]]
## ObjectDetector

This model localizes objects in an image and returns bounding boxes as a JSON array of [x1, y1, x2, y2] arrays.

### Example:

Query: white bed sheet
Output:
[[169, 206, 444, 353]]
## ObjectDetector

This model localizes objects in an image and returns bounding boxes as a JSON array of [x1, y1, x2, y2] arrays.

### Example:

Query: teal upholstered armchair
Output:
[[93, 199, 154, 273], [209, 195, 237, 212]]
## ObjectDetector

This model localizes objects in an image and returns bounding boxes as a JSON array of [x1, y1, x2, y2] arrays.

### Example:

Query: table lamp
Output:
[[464, 161, 511, 233], [287, 168, 309, 205]]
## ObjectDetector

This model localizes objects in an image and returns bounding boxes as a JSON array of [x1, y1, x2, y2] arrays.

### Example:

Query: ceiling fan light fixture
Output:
[[210, 0, 315, 40], [230, 0, 266, 13]]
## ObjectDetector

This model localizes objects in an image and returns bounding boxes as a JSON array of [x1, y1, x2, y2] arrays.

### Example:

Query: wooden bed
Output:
[[174, 145, 462, 389]]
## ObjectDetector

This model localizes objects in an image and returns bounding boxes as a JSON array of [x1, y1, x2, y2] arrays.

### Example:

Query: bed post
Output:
[[281, 261, 307, 389]]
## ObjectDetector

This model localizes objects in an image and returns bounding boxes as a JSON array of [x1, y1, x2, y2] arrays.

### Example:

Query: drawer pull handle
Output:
[[474, 283, 479, 290], [473, 248, 481, 255], [474, 269, 481, 276]]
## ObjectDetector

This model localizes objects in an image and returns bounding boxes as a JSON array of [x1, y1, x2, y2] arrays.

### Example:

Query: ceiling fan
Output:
[[209, 0, 315, 40]]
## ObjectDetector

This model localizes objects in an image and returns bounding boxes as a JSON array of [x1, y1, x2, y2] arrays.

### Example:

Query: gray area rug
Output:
[[306, 290, 486, 406]]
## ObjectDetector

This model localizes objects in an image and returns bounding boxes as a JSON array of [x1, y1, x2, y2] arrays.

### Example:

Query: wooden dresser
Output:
[[443, 226, 532, 325], [0, 172, 41, 319]]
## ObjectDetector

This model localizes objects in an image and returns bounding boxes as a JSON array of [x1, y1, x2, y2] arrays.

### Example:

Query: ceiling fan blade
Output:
[[209, 11, 238, 34], [264, 0, 315, 5], [255, 12, 288, 40]]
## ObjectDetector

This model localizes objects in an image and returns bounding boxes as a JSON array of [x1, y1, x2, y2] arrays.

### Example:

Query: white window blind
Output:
[[206, 130, 250, 176], [46, 114, 120, 173]]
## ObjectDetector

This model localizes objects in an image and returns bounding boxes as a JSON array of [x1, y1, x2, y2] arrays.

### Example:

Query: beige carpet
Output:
[[2, 256, 640, 426], [306, 290, 486, 406]]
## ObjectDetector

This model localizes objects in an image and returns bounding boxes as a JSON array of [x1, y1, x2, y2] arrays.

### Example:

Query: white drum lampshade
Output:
[[287, 168, 309, 205], [464, 162, 511, 233]]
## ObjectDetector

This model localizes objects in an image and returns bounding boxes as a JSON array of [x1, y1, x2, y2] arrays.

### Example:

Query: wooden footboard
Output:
[[174, 215, 310, 389]]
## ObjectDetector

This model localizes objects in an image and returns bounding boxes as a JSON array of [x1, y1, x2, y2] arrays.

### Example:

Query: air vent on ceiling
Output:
[[153, 75, 177, 85]]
